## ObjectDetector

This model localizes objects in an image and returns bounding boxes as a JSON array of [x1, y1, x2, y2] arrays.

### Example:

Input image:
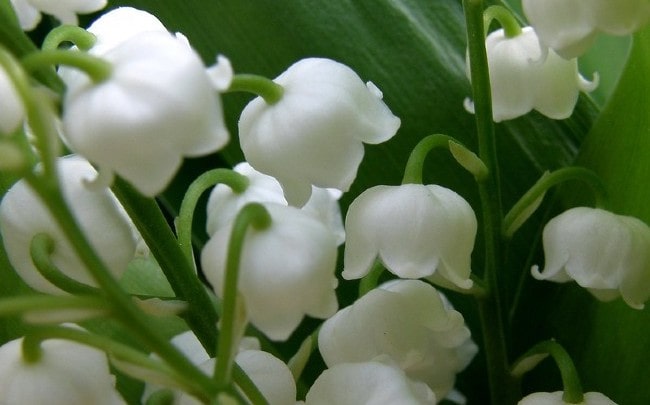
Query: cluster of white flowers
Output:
[[467, 0, 650, 122], [0, 1, 649, 404]]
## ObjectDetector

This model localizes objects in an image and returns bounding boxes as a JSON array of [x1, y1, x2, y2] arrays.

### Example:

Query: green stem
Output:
[[513, 340, 584, 403], [21, 49, 111, 83], [214, 203, 272, 390], [177, 169, 249, 268], [287, 327, 319, 381], [26, 175, 218, 399], [0, 295, 108, 318], [0, 46, 57, 179], [112, 177, 219, 357], [463, 0, 518, 403], [30, 232, 100, 295], [502, 167, 609, 237], [402, 134, 460, 184], [42, 25, 97, 52], [227, 74, 284, 104], [483, 5, 522, 38]]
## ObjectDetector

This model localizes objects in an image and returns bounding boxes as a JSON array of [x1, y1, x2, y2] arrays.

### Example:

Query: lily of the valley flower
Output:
[[532, 207, 650, 309], [9, 0, 107, 30], [343, 184, 476, 290], [177, 350, 297, 405], [206, 162, 345, 245], [0, 66, 24, 134], [0, 335, 124, 404], [466, 27, 597, 122], [201, 203, 339, 341], [518, 391, 617, 405], [318, 279, 477, 400], [523, 0, 650, 59], [238, 57, 401, 206], [0, 155, 137, 294], [61, 8, 229, 196], [305, 358, 436, 405]]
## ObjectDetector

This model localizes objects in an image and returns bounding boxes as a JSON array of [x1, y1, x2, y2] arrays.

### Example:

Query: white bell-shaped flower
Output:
[[0, 155, 137, 294], [518, 391, 617, 405], [201, 203, 339, 341], [176, 350, 297, 405], [9, 0, 107, 30], [343, 184, 477, 290], [532, 207, 650, 309], [305, 358, 436, 405], [61, 8, 229, 196], [238, 57, 401, 206], [466, 27, 597, 122], [0, 66, 24, 134], [206, 162, 345, 245], [318, 279, 477, 399], [523, 0, 650, 59], [0, 335, 124, 404]]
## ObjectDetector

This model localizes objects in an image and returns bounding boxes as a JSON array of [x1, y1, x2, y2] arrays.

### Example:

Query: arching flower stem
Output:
[[402, 133, 487, 184], [227, 73, 284, 105], [503, 167, 609, 237], [177, 169, 249, 268], [41, 25, 97, 52], [30, 232, 100, 295], [214, 203, 272, 390], [21, 49, 112, 83], [512, 340, 584, 404], [484, 5, 522, 38]]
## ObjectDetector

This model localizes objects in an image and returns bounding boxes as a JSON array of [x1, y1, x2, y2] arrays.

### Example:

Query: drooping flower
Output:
[[0, 155, 138, 294], [206, 162, 345, 245], [518, 391, 617, 405], [0, 65, 24, 135], [318, 279, 477, 399], [523, 0, 650, 59], [9, 0, 107, 30], [61, 7, 229, 196], [305, 358, 436, 405], [201, 203, 339, 341], [238, 57, 401, 206], [176, 350, 297, 405], [342, 184, 477, 290], [465, 27, 597, 122], [0, 334, 124, 404], [532, 207, 650, 309]]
